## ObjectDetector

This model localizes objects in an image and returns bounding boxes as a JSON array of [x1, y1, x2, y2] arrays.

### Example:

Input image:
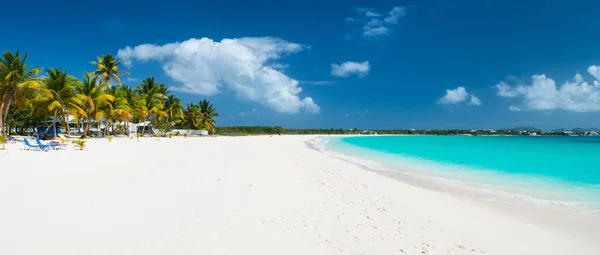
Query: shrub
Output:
[[0, 134, 5, 150], [73, 140, 87, 150]]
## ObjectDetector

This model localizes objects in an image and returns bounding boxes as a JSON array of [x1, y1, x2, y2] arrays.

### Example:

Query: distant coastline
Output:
[[215, 126, 600, 136]]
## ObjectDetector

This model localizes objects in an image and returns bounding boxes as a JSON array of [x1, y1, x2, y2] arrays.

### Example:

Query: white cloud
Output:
[[437, 87, 481, 106], [347, 6, 410, 38], [331, 61, 370, 77], [587, 65, 600, 80], [384, 7, 407, 24], [126, 77, 139, 82], [495, 67, 600, 112], [468, 95, 482, 106], [354, 7, 381, 17], [345, 17, 359, 23], [363, 19, 389, 37], [496, 81, 520, 97], [117, 37, 320, 114], [239, 112, 247, 117], [509, 105, 522, 111]]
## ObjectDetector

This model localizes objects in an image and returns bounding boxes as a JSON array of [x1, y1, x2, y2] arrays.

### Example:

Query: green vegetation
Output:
[[0, 133, 5, 149], [72, 139, 86, 150], [0, 50, 218, 137]]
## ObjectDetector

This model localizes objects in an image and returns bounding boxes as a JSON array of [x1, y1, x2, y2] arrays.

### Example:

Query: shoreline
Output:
[[309, 136, 600, 247], [1, 135, 599, 254]]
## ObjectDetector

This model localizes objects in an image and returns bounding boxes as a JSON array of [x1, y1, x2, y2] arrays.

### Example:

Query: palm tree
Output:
[[0, 51, 42, 134], [119, 85, 144, 134], [98, 86, 130, 135], [35, 68, 85, 137], [137, 77, 167, 135], [164, 95, 183, 124], [91, 54, 129, 85], [77, 72, 114, 136], [199, 99, 219, 133], [181, 103, 202, 129]]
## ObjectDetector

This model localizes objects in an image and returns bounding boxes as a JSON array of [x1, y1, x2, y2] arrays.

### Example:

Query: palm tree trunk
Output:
[[64, 111, 70, 134], [44, 108, 58, 138], [0, 101, 4, 135], [1, 98, 13, 135]]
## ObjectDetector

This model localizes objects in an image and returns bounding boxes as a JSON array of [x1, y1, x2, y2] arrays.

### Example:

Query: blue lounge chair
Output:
[[23, 138, 48, 151], [35, 137, 59, 150], [7, 137, 17, 144]]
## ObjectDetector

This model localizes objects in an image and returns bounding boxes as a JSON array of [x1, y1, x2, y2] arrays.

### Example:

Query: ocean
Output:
[[323, 135, 600, 213]]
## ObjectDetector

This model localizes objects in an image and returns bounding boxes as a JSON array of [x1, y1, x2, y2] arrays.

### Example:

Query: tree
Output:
[[0, 51, 42, 134], [5, 105, 34, 134], [97, 86, 130, 135], [136, 77, 167, 135], [76, 72, 114, 136], [119, 85, 144, 134], [199, 99, 219, 133], [164, 95, 183, 125], [35, 68, 85, 138], [181, 103, 201, 129], [91, 54, 129, 85]]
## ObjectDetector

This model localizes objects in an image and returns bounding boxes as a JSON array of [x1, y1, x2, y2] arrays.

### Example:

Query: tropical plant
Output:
[[107, 135, 113, 143], [164, 95, 183, 124], [73, 139, 86, 150], [90, 54, 129, 85], [5, 105, 34, 135], [35, 68, 85, 138], [98, 86, 130, 135], [119, 85, 144, 134], [136, 77, 167, 135], [199, 99, 218, 133], [181, 103, 199, 129], [0, 51, 42, 134], [157, 116, 173, 137], [0, 133, 5, 149], [76, 73, 114, 136]]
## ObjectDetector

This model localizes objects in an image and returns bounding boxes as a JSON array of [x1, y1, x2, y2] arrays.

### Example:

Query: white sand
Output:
[[0, 135, 598, 254]]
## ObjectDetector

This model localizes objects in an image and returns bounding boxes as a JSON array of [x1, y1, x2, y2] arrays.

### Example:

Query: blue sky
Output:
[[5, 0, 600, 130]]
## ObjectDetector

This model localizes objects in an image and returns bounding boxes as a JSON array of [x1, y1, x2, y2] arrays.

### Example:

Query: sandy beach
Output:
[[0, 135, 598, 255]]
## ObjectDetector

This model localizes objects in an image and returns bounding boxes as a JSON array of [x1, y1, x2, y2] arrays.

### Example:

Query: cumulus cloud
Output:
[[469, 95, 482, 106], [331, 61, 370, 77], [346, 6, 410, 38], [437, 87, 481, 106], [117, 37, 320, 114], [495, 67, 600, 112]]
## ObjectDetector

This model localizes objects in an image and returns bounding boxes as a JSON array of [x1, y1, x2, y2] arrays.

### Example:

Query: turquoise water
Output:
[[326, 135, 600, 211]]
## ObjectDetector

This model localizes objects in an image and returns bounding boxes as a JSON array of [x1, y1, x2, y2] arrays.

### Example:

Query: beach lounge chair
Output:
[[35, 137, 59, 150], [23, 138, 48, 151], [7, 137, 17, 144], [57, 134, 71, 141]]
